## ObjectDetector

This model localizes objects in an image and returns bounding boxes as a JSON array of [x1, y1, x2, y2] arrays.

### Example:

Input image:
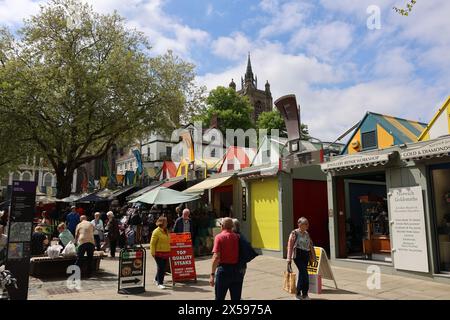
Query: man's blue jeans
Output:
[[215, 264, 243, 300]]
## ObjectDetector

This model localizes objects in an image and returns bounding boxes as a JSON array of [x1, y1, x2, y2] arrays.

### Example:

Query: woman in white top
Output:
[[91, 212, 104, 251], [287, 217, 316, 300]]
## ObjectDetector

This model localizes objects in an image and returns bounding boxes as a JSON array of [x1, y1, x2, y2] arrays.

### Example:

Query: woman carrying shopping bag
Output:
[[286, 217, 316, 300]]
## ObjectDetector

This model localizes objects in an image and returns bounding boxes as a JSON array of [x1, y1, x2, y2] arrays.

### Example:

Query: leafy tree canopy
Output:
[[257, 110, 309, 140], [0, 0, 203, 197], [194, 86, 254, 134]]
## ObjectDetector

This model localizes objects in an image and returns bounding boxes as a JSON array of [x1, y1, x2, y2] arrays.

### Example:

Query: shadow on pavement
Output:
[[321, 288, 357, 295], [124, 290, 171, 298]]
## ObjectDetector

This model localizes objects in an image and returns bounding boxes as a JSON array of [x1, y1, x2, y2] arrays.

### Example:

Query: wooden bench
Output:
[[30, 252, 105, 278]]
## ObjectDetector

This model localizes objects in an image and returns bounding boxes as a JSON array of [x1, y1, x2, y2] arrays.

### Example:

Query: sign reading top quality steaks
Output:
[[170, 233, 197, 283]]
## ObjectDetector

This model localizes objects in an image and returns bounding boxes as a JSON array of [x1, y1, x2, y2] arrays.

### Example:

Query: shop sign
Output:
[[400, 136, 450, 160], [388, 186, 429, 273], [321, 153, 390, 171], [307, 247, 338, 289], [6, 181, 36, 300], [170, 233, 197, 283], [118, 246, 146, 294], [242, 187, 247, 221]]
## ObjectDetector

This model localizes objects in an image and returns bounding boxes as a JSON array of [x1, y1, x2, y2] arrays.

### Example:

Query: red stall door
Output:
[[292, 179, 329, 253]]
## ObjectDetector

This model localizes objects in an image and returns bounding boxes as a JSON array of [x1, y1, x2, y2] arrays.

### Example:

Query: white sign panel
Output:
[[400, 136, 450, 160], [389, 186, 429, 273], [321, 153, 390, 171]]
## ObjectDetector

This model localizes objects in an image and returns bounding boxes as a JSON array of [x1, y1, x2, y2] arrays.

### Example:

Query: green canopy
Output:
[[129, 187, 200, 205]]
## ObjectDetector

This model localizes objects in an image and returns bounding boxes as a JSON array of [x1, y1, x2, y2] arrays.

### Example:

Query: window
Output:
[[166, 146, 172, 158], [12, 172, 20, 182], [227, 163, 234, 171], [211, 149, 216, 157], [22, 172, 33, 181], [43, 173, 53, 187], [361, 131, 377, 149]]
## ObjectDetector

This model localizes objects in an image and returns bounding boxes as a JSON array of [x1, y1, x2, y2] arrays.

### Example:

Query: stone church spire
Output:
[[244, 53, 255, 88]]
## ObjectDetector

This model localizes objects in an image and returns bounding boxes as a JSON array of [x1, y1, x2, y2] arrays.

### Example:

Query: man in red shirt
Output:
[[209, 217, 242, 300]]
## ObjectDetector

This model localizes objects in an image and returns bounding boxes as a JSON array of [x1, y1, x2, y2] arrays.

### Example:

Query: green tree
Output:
[[257, 110, 310, 139], [194, 86, 254, 134], [394, 0, 417, 16], [0, 0, 202, 198]]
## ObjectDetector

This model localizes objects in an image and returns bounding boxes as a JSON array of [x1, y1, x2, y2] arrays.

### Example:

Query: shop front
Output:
[[323, 136, 450, 280], [238, 163, 329, 258]]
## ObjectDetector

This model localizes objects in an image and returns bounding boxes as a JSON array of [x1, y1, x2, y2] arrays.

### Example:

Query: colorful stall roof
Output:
[[175, 157, 223, 178], [341, 112, 427, 155], [418, 96, 450, 141], [219, 146, 257, 173], [159, 161, 179, 181]]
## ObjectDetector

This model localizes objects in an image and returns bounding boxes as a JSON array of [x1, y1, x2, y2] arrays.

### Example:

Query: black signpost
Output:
[[118, 245, 146, 294], [5, 181, 36, 300]]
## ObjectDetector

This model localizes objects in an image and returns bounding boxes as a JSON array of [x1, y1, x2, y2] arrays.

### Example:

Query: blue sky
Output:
[[1, 0, 449, 141]]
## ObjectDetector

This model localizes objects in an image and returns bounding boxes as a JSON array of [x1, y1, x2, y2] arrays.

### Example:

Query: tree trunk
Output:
[[55, 167, 74, 199]]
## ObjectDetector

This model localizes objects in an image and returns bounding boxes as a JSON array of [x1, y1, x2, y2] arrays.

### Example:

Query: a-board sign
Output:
[[6, 181, 36, 300], [307, 247, 337, 289], [118, 246, 146, 294], [169, 232, 197, 284]]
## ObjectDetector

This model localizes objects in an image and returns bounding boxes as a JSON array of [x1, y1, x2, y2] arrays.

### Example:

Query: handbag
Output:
[[283, 263, 297, 294]]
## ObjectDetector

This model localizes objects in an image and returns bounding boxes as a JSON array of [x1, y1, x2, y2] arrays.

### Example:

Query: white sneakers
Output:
[[295, 294, 311, 300], [158, 284, 166, 290]]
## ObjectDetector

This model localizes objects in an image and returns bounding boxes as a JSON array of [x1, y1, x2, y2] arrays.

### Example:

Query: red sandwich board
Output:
[[169, 232, 197, 284]]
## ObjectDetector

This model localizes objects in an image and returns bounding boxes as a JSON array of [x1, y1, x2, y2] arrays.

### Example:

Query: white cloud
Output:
[[373, 47, 415, 79], [0, 0, 44, 26], [259, 1, 311, 38], [212, 33, 253, 61], [289, 21, 354, 61], [87, 0, 210, 58], [392, 0, 450, 46]]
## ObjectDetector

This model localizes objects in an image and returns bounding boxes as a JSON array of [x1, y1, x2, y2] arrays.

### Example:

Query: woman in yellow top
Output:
[[150, 216, 171, 289]]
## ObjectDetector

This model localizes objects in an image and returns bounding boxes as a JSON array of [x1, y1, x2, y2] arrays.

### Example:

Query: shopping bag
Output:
[[62, 241, 77, 257], [309, 274, 322, 294], [283, 263, 297, 294], [46, 244, 62, 259]]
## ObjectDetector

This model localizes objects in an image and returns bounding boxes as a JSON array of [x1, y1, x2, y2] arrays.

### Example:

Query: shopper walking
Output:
[[105, 211, 120, 258], [173, 208, 194, 234], [91, 212, 104, 251], [150, 216, 171, 289], [287, 217, 316, 300], [209, 217, 241, 300], [66, 206, 80, 236], [75, 216, 96, 278]]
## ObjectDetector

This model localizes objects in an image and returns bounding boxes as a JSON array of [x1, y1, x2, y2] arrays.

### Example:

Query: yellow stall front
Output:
[[250, 178, 280, 251]]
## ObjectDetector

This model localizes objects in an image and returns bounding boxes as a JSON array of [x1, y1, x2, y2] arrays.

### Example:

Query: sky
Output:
[[1, 0, 449, 142]]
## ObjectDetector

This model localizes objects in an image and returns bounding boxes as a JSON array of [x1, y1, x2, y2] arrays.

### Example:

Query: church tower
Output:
[[229, 53, 273, 123]]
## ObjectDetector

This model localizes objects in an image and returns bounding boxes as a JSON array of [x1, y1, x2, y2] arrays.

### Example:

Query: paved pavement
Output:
[[27, 253, 450, 300]]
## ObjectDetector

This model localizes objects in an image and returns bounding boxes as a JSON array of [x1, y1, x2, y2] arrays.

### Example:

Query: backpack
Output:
[[238, 233, 258, 268]]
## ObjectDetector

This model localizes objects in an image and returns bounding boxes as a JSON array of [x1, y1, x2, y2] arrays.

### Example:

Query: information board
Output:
[[5, 181, 36, 300], [389, 186, 429, 273]]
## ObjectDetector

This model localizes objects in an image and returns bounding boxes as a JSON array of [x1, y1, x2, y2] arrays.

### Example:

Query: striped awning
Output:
[[321, 151, 393, 172], [400, 135, 450, 161]]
